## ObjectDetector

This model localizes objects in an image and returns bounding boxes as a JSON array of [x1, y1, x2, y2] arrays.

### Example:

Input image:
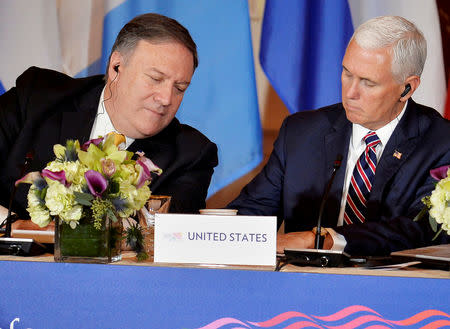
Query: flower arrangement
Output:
[[16, 133, 162, 232], [414, 165, 450, 239]]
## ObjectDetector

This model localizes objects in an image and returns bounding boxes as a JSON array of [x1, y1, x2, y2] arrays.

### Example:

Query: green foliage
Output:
[[136, 252, 149, 261], [64, 139, 80, 162], [124, 220, 148, 261], [74, 191, 94, 206], [429, 215, 438, 232], [91, 198, 115, 230], [106, 208, 118, 223]]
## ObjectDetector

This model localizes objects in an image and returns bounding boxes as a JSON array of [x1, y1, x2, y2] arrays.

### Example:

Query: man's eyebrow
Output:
[[148, 68, 166, 76], [149, 68, 191, 85], [342, 66, 376, 83]]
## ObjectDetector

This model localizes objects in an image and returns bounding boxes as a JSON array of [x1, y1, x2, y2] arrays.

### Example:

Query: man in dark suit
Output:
[[228, 16, 450, 256], [0, 13, 218, 221]]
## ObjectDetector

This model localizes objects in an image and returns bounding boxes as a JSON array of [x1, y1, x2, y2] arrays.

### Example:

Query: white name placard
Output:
[[154, 214, 277, 266]]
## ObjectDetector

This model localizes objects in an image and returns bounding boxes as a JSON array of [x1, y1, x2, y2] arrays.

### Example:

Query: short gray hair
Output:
[[351, 16, 427, 83]]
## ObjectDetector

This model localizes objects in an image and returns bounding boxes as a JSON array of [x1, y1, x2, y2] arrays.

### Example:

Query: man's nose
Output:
[[345, 80, 359, 99], [154, 83, 172, 106]]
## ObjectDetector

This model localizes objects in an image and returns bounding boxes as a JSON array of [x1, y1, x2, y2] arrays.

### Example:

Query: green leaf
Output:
[[106, 208, 118, 223], [136, 251, 149, 261], [432, 227, 443, 241], [39, 186, 48, 201], [428, 215, 438, 232], [124, 221, 149, 261], [74, 191, 94, 206], [413, 206, 428, 222]]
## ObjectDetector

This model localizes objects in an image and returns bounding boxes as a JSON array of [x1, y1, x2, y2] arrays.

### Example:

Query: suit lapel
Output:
[[59, 83, 104, 144], [127, 119, 180, 190], [367, 100, 426, 218], [323, 107, 352, 226]]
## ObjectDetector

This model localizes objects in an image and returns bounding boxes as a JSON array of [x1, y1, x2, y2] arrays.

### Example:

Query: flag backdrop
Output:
[[0, 0, 262, 197], [260, 0, 448, 117], [1, 0, 448, 197], [260, 0, 354, 113]]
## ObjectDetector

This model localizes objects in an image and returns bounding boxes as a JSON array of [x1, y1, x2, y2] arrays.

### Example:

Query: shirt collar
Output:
[[351, 100, 408, 148], [95, 88, 135, 149]]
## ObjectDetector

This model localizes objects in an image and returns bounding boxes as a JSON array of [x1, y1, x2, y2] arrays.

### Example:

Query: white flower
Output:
[[45, 182, 82, 224], [60, 204, 83, 223], [27, 186, 51, 227], [23, 137, 161, 234], [429, 173, 450, 235], [45, 160, 86, 185], [28, 206, 52, 227]]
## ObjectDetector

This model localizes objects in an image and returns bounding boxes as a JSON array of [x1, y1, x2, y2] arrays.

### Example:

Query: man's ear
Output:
[[400, 75, 420, 101], [108, 51, 123, 80]]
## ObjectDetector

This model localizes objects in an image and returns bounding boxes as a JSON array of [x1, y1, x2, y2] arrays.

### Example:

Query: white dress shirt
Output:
[[89, 88, 135, 149], [328, 101, 408, 250]]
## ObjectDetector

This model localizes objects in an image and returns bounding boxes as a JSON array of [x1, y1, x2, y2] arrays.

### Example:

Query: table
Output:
[[1, 252, 449, 329]]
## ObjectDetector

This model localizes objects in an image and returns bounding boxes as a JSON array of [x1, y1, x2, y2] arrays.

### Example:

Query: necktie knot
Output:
[[363, 131, 380, 149]]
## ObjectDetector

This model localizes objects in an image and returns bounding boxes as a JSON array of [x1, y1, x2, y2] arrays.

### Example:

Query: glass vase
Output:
[[137, 195, 171, 262], [54, 216, 122, 264]]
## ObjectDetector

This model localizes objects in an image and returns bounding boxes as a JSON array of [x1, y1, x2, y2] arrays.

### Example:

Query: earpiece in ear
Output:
[[400, 84, 411, 98], [114, 65, 119, 73]]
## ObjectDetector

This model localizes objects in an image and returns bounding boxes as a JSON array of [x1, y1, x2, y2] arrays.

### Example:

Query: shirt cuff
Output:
[[326, 228, 347, 251]]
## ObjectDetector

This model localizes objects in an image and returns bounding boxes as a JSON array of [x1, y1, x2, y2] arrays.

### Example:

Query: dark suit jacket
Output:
[[0, 67, 218, 218], [228, 101, 450, 256]]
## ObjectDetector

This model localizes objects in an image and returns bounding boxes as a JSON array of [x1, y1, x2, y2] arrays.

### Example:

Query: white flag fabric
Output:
[[0, 0, 61, 93]]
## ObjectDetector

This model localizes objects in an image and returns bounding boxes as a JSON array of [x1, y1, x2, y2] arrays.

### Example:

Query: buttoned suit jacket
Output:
[[228, 101, 450, 255], [0, 67, 218, 218]]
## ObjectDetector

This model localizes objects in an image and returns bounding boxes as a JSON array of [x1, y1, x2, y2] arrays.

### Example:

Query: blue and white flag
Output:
[[0, 0, 262, 197], [260, 0, 447, 116]]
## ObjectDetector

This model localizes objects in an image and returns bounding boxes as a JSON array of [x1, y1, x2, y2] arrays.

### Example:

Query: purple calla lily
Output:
[[85, 170, 108, 197], [138, 157, 162, 174], [136, 160, 151, 189], [81, 137, 104, 151], [430, 165, 450, 181], [42, 169, 69, 187], [15, 171, 42, 186], [136, 157, 162, 189]]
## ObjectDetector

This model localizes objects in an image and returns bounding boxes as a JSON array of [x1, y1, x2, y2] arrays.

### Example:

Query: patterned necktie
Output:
[[344, 131, 381, 224]]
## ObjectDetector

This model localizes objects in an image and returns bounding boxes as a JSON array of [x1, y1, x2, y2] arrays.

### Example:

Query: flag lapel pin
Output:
[[393, 150, 402, 159]]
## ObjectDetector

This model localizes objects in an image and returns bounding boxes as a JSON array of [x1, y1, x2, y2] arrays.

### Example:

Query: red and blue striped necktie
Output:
[[344, 131, 381, 224]]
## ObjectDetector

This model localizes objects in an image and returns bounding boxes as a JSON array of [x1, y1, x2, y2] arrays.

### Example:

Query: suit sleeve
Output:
[[227, 118, 287, 225], [0, 71, 34, 208], [0, 85, 28, 165]]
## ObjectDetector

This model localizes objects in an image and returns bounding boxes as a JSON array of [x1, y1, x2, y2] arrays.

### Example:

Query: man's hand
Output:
[[0, 205, 9, 222], [277, 231, 315, 253], [277, 231, 334, 253]]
